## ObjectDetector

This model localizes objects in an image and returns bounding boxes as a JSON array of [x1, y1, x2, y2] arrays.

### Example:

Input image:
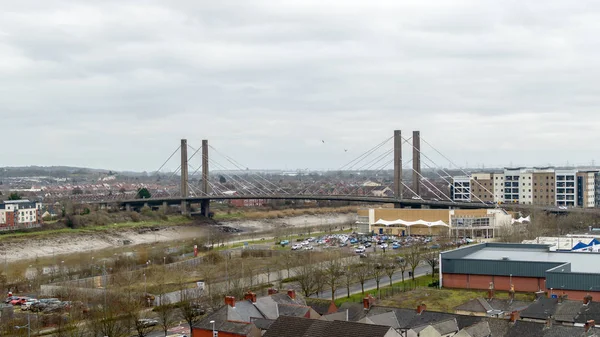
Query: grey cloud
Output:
[[1, 0, 600, 170]]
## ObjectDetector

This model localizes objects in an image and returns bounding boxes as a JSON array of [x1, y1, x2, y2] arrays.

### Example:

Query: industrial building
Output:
[[440, 243, 600, 300], [356, 208, 513, 238]]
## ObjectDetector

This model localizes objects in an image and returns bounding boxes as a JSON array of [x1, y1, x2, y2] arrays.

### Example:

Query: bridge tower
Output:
[[181, 139, 189, 214], [393, 130, 403, 203], [201, 139, 210, 217], [412, 131, 421, 196]]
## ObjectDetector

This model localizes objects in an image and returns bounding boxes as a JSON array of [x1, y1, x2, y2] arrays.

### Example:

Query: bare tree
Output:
[[424, 250, 439, 282], [352, 262, 372, 295], [371, 256, 385, 291], [314, 269, 327, 298], [323, 254, 344, 301], [281, 252, 297, 279], [406, 245, 423, 283], [383, 256, 398, 287], [179, 288, 205, 333], [156, 293, 175, 337], [341, 261, 355, 298], [295, 264, 317, 297], [397, 255, 409, 286]]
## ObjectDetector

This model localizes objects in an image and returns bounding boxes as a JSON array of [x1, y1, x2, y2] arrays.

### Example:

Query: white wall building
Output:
[[555, 170, 577, 207], [0, 199, 42, 230], [451, 176, 471, 202], [492, 173, 505, 203]]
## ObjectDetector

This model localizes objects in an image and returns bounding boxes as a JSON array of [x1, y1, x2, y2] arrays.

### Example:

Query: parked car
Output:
[[291, 244, 302, 250], [21, 300, 37, 311], [392, 243, 401, 249], [355, 246, 366, 254], [364, 242, 372, 248], [303, 245, 314, 250], [138, 318, 159, 327], [280, 240, 290, 246]]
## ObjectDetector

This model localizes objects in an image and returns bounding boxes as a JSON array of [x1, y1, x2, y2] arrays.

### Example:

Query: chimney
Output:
[[363, 297, 370, 310], [545, 317, 552, 329], [584, 294, 593, 305], [268, 288, 278, 295], [224, 296, 236, 307], [584, 320, 595, 333], [509, 311, 520, 323], [287, 289, 296, 300], [416, 303, 427, 315], [244, 291, 257, 303], [488, 289, 494, 300]]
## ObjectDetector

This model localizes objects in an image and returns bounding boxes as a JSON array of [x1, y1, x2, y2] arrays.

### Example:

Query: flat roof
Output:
[[459, 245, 600, 273]]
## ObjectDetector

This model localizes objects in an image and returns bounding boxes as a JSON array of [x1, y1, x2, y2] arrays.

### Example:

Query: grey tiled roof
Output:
[[263, 316, 394, 337], [338, 302, 367, 322], [305, 298, 335, 315], [277, 303, 310, 318], [520, 297, 558, 320], [553, 301, 581, 323], [463, 321, 492, 337]]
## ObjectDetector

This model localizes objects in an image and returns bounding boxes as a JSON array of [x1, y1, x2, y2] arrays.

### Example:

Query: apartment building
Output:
[[451, 176, 471, 202], [470, 173, 494, 203], [0, 199, 43, 231], [577, 171, 598, 208], [555, 170, 577, 207], [532, 168, 555, 206], [451, 168, 600, 208], [491, 173, 505, 203], [503, 168, 524, 204]]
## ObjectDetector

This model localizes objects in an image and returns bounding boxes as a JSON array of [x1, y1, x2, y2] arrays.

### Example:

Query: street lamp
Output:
[[15, 312, 30, 337]]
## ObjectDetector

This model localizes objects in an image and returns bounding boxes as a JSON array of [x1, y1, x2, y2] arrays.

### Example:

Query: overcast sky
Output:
[[2, 0, 600, 172]]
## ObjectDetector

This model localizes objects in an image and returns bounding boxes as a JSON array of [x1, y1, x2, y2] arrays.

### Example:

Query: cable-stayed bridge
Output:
[[85, 130, 504, 215]]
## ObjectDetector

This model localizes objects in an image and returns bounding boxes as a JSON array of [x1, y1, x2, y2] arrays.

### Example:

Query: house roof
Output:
[[412, 318, 459, 335], [251, 318, 275, 330], [574, 301, 600, 324], [338, 302, 367, 322], [553, 300, 582, 323], [462, 321, 492, 337], [263, 316, 395, 337], [359, 311, 400, 328], [194, 306, 255, 335], [305, 298, 337, 315], [455, 298, 530, 315], [520, 297, 558, 320], [277, 303, 311, 318]]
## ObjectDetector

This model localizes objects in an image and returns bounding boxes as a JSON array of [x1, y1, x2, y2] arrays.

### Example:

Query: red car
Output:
[[11, 298, 28, 306]]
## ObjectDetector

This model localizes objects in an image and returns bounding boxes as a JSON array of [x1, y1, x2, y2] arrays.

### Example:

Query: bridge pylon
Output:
[[412, 131, 421, 196], [201, 139, 210, 217], [393, 130, 403, 205], [181, 139, 189, 214]]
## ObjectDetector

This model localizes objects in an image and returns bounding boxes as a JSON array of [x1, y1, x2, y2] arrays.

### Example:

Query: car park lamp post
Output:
[[15, 312, 30, 337]]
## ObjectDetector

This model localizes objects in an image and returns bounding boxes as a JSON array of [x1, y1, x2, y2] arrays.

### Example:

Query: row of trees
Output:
[[295, 246, 440, 301]]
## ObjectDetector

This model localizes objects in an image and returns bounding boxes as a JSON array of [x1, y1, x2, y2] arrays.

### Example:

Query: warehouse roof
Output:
[[446, 243, 600, 273]]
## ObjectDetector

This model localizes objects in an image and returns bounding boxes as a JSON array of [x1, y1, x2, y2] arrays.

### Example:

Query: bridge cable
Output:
[[338, 135, 393, 171], [206, 157, 265, 196], [342, 158, 396, 197], [208, 145, 288, 195], [152, 145, 181, 176], [402, 135, 486, 204], [420, 137, 494, 204], [207, 156, 274, 196]]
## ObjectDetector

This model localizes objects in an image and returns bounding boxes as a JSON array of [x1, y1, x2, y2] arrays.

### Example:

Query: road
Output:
[[315, 264, 431, 300]]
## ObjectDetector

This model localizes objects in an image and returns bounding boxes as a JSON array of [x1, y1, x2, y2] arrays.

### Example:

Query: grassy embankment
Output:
[[0, 215, 191, 241]]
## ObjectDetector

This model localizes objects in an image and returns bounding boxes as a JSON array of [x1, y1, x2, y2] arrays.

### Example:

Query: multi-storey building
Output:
[[532, 168, 555, 206], [0, 199, 43, 231], [451, 176, 471, 202], [491, 173, 505, 203], [503, 168, 523, 204], [452, 168, 600, 208], [470, 173, 494, 203], [555, 170, 577, 207], [577, 171, 598, 208]]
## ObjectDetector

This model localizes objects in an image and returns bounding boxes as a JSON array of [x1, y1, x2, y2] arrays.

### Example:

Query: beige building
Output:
[[532, 168, 555, 206], [357, 208, 513, 238], [470, 173, 494, 203]]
